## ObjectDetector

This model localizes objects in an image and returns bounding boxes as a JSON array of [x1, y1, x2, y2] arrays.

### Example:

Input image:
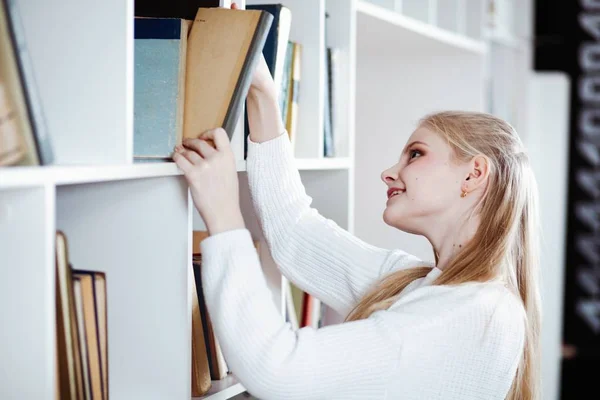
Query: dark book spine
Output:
[[192, 261, 215, 379], [135, 0, 220, 20], [222, 10, 273, 136]]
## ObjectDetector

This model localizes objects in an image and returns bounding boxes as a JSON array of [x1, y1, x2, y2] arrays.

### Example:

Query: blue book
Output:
[[134, 17, 190, 160]]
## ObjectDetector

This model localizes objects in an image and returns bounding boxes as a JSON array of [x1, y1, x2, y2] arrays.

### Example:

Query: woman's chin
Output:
[[383, 207, 403, 227], [383, 208, 418, 234]]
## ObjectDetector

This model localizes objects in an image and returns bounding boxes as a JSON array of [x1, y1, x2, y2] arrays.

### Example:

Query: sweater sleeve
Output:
[[200, 229, 400, 400], [246, 133, 423, 317]]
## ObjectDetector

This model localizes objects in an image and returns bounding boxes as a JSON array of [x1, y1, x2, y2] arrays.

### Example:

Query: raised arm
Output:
[[245, 66, 422, 317]]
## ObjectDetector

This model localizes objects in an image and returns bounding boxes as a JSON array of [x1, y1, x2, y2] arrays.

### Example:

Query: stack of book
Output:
[[55, 232, 108, 400]]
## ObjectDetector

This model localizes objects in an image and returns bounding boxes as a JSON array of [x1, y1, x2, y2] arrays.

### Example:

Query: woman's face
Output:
[[381, 126, 469, 235]]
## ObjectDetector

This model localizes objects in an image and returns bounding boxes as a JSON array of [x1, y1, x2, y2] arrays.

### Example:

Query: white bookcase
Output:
[[0, 0, 531, 399]]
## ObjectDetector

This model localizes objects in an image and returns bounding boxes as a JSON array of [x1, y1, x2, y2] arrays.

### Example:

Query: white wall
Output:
[[526, 72, 571, 400]]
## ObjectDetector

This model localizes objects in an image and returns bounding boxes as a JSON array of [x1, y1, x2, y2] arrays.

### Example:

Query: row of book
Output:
[[55, 232, 108, 400], [54, 229, 249, 399], [134, 2, 343, 161]]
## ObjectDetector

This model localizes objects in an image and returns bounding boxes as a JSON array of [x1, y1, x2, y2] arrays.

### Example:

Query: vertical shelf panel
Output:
[[18, 0, 133, 165], [247, 0, 325, 159], [57, 177, 190, 399], [0, 185, 55, 399]]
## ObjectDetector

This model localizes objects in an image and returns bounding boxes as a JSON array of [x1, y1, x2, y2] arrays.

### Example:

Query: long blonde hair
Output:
[[345, 111, 541, 400]]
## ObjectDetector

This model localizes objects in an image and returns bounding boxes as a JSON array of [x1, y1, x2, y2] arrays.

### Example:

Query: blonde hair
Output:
[[345, 111, 541, 400]]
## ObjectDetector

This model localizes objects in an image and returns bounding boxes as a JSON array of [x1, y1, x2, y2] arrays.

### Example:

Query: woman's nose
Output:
[[381, 165, 398, 184]]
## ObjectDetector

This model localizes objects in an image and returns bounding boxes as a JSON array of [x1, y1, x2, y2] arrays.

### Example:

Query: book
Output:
[[0, 0, 53, 166], [191, 262, 212, 396], [72, 271, 104, 400], [183, 7, 273, 140], [285, 42, 301, 149], [55, 232, 85, 400], [323, 45, 333, 157], [133, 17, 192, 160], [55, 231, 109, 400], [72, 276, 92, 400]]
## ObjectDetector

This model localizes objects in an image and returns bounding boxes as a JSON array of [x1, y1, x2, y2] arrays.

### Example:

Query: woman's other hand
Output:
[[173, 128, 245, 235]]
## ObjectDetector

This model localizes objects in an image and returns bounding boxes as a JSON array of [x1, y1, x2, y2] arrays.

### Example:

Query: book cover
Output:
[[183, 7, 273, 140], [55, 232, 85, 400], [133, 17, 191, 160], [0, 0, 53, 166]]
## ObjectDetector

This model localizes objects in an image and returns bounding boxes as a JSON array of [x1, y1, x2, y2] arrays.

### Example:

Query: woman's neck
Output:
[[431, 214, 480, 270]]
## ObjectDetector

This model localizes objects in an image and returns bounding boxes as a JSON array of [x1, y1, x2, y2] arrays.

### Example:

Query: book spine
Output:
[[222, 10, 273, 136]]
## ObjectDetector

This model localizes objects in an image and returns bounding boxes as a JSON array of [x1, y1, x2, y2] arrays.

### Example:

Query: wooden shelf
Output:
[[356, 1, 487, 56], [194, 375, 246, 400]]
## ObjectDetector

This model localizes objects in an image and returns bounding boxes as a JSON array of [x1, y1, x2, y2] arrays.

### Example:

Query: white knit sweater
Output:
[[200, 132, 526, 400]]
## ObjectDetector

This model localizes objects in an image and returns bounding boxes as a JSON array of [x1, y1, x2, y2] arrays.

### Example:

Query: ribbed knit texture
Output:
[[200, 132, 526, 399]]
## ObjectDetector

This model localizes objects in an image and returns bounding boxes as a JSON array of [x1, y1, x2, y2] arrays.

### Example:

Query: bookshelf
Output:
[[0, 0, 530, 399]]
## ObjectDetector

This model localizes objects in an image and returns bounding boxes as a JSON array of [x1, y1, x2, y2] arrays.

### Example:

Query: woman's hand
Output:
[[173, 128, 245, 235]]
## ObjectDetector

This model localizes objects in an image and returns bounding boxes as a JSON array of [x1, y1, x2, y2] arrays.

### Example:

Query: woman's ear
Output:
[[463, 155, 490, 192]]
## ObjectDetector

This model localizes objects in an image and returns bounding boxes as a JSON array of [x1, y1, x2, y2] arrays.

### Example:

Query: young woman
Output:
[[173, 8, 541, 399]]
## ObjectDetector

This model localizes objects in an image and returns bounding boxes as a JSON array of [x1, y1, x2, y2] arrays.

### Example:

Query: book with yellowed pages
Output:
[[183, 7, 273, 140], [55, 231, 85, 400], [55, 230, 109, 400]]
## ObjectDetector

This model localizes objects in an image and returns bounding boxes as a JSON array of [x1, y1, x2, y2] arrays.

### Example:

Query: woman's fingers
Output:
[[198, 128, 230, 151], [175, 145, 204, 165], [183, 138, 217, 158], [172, 151, 193, 173]]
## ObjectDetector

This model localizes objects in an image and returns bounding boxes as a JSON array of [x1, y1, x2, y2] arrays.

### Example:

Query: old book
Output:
[[183, 7, 272, 140], [92, 271, 108, 400], [72, 271, 104, 400], [133, 17, 192, 160], [55, 232, 85, 400], [72, 277, 92, 400], [0, 0, 53, 165]]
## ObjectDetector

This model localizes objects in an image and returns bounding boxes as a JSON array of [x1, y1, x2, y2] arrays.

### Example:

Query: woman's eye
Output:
[[409, 149, 422, 159]]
